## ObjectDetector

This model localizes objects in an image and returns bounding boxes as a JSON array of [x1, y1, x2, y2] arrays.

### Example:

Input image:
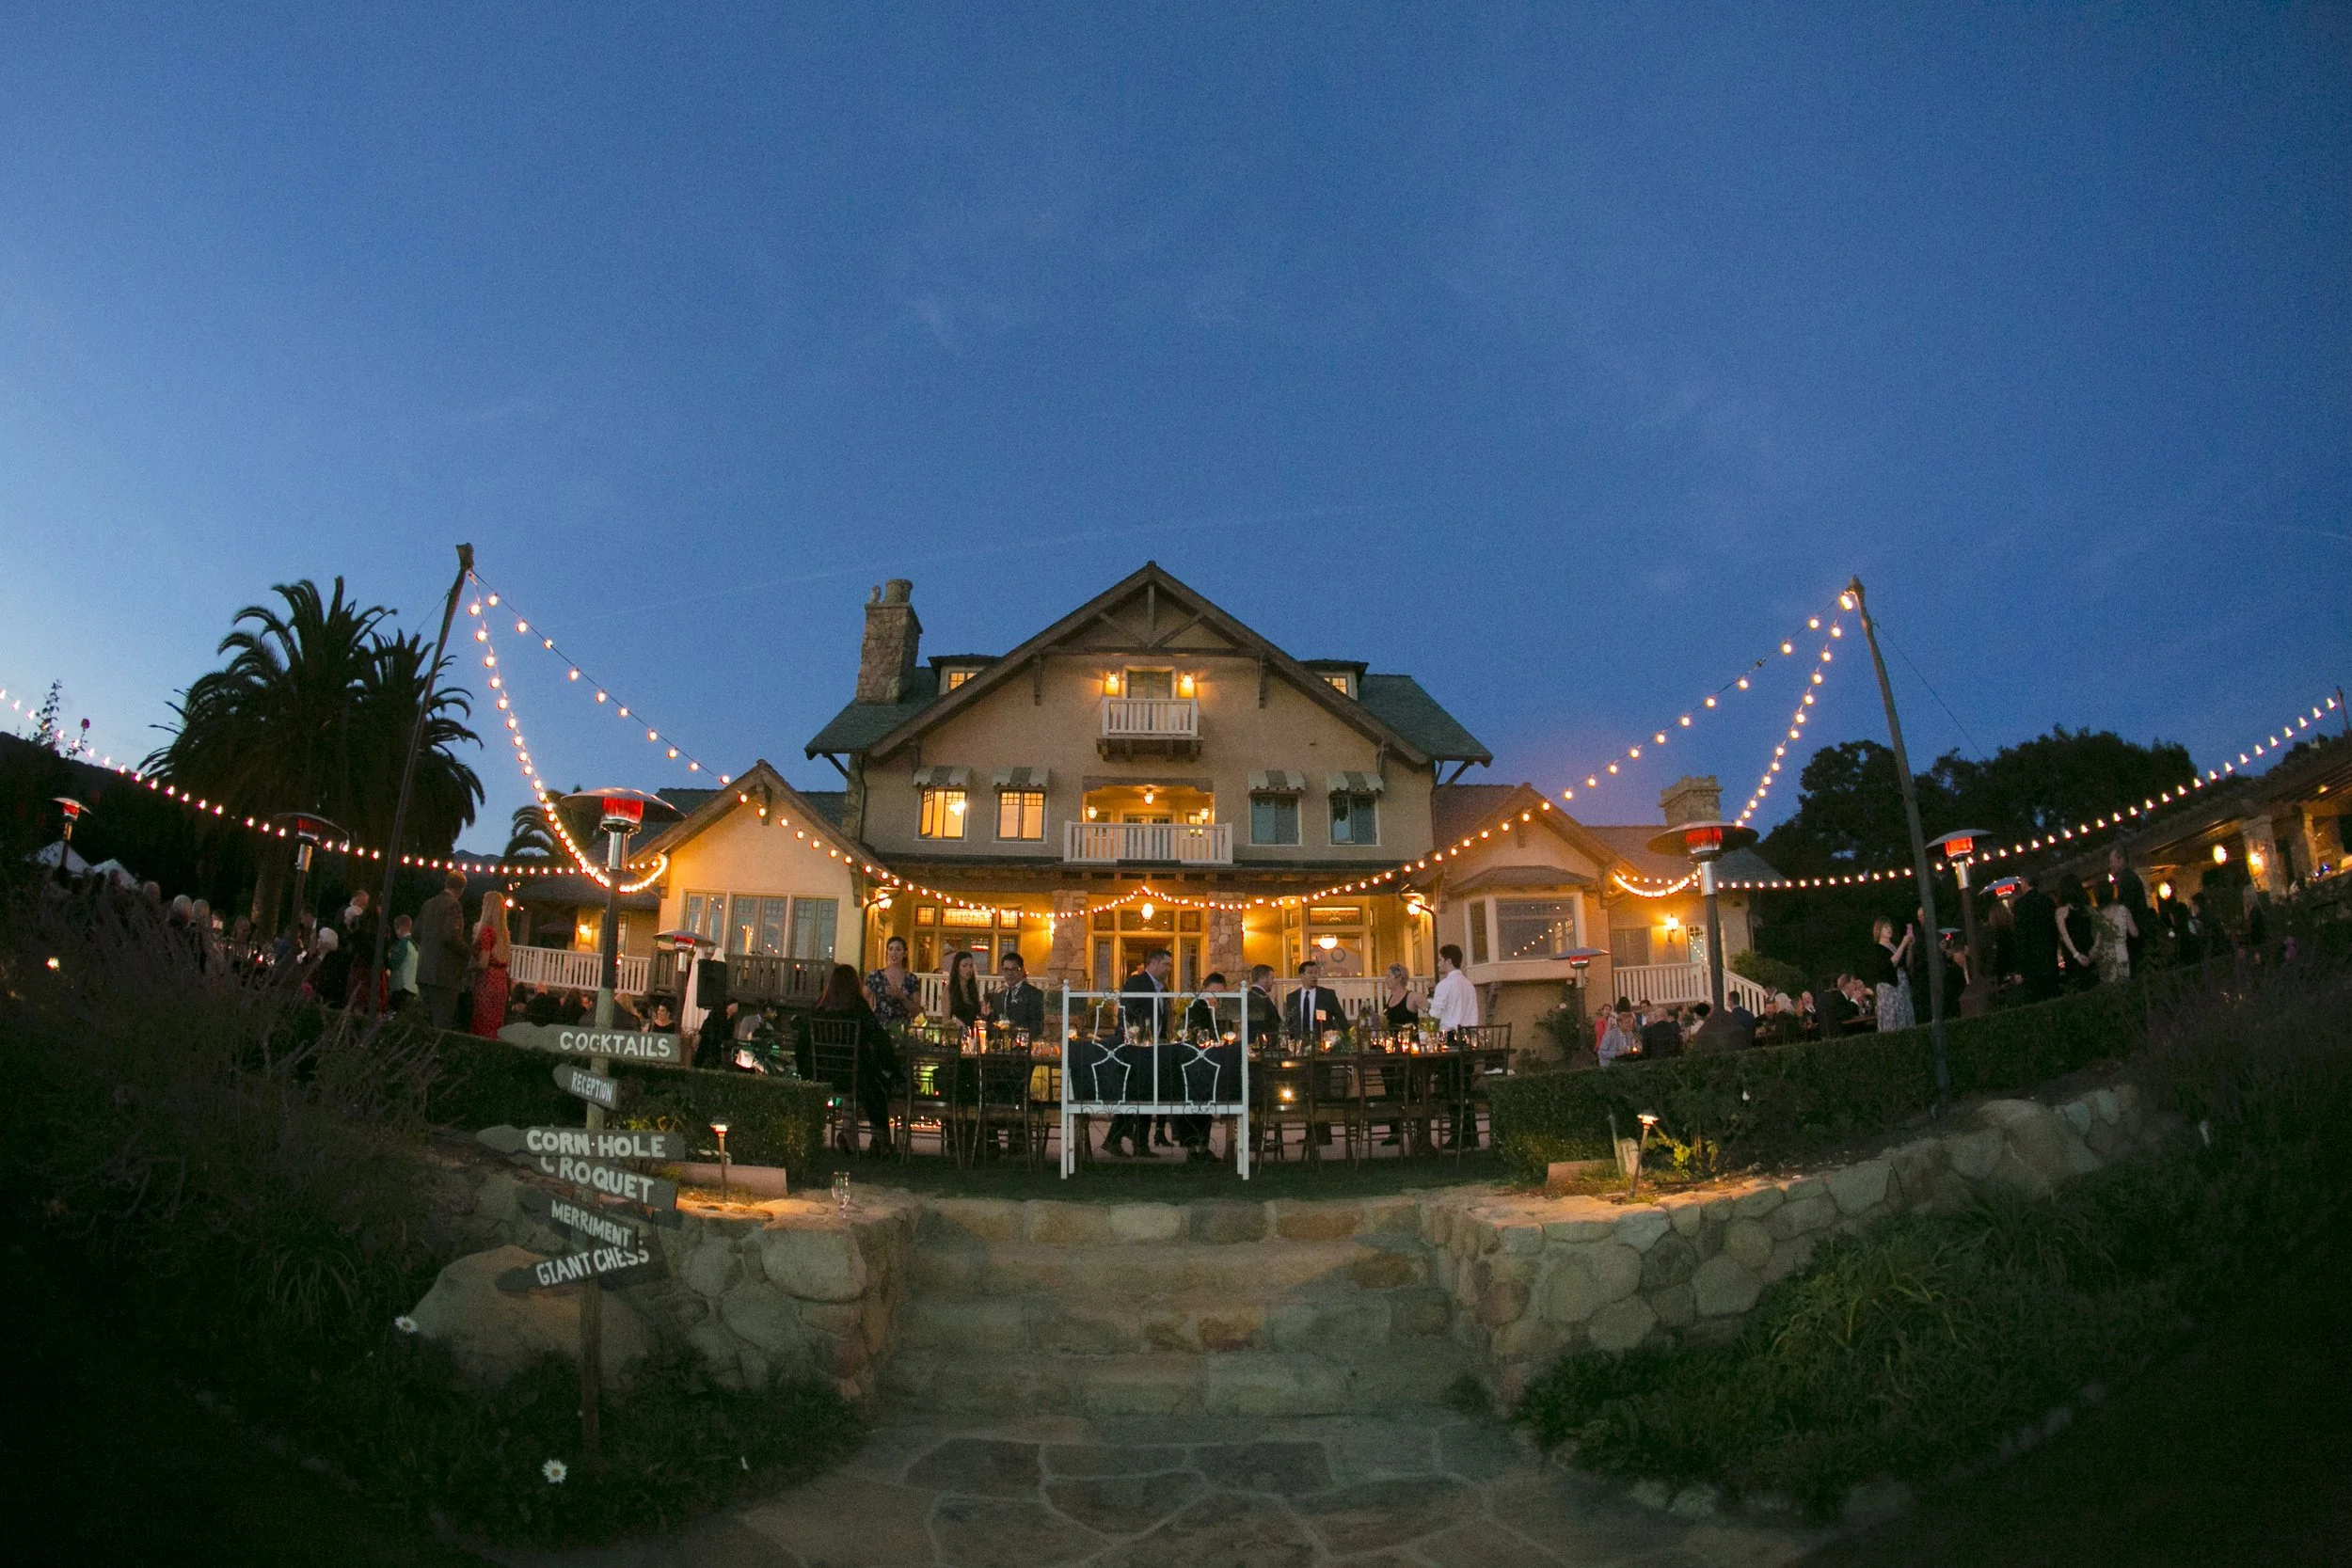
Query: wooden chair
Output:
[[1447, 1024, 1515, 1157], [803, 1017, 865, 1154], [972, 1048, 1041, 1169], [1252, 1056, 1313, 1164], [901, 1044, 961, 1164]]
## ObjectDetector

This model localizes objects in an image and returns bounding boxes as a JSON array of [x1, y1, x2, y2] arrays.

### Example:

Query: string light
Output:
[[1552, 597, 1843, 804], [1720, 692, 2345, 890], [1736, 621, 1844, 827]]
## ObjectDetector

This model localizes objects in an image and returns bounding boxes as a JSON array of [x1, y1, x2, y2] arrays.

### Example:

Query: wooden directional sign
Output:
[[551, 1061, 635, 1110], [516, 1180, 681, 1231], [517, 1186, 641, 1248], [477, 1123, 687, 1163], [498, 1022, 683, 1067], [496, 1243, 665, 1295], [509, 1150, 679, 1211]]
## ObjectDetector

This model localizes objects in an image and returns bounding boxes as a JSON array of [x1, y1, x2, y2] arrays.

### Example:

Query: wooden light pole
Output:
[[1847, 578, 1950, 1110], [370, 544, 473, 1009]]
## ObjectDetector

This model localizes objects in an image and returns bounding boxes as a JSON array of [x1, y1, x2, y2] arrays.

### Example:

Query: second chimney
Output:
[[1660, 775, 1723, 827], [856, 578, 923, 704]]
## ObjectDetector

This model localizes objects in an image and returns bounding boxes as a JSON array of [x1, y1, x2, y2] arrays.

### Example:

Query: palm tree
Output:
[[502, 801, 560, 863], [147, 578, 483, 927]]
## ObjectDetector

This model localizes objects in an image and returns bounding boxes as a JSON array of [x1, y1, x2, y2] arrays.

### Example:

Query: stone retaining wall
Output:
[[1427, 1085, 2170, 1405], [415, 1082, 2172, 1413], [428, 1154, 919, 1404]]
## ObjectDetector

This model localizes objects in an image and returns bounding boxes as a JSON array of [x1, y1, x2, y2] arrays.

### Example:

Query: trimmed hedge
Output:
[[1490, 980, 2163, 1177], [417, 1027, 829, 1172]]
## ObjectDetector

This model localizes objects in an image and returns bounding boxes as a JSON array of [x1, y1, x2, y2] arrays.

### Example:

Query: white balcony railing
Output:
[[1099, 696, 1199, 740], [1064, 819, 1234, 864], [1610, 961, 1772, 1013], [509, 944, 651, 996]]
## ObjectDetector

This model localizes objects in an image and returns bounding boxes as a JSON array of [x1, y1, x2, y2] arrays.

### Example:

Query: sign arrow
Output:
[[507, 1149, 680, 1212], [516, 1186, 642, 1248], [498, 1022, 684, 1068], [478, 1124, 688, 1163], [550, 1062, 635, 1110], [495, 1243, 666, 1294]]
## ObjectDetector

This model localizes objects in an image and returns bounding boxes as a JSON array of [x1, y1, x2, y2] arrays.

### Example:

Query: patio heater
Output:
[[1928, 830, 1994, 1014], [560, 787, 680, 1029], [270, 811, 346, 932], [47, 796, 87, 882], [1560, 946, 1606, 1022], [1645, 820, 1757, 1012]]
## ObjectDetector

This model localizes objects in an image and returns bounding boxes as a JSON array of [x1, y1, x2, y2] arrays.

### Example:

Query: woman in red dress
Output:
[[469, 891, 512, 1037]]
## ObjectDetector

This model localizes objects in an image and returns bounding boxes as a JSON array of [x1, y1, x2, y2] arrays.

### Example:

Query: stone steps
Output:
[[882, 1344, 1475, 1418], [898, 1283, 1454, 1358], [908, 1236, 1430, 1301]]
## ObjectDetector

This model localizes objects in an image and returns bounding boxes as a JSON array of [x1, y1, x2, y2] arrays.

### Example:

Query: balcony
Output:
[[1099, 696, 1199, 759], [1065, 819, 1233, 865]]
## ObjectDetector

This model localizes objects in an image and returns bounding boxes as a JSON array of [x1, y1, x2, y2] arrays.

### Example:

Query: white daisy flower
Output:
[[393, 1316, 419, 1335], [543, 1458, 568, 1484]]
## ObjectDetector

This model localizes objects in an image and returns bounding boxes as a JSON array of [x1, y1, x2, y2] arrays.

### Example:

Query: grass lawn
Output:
[[0, 1237, 485, 1566], [1812, 1222, 2352, 1567]]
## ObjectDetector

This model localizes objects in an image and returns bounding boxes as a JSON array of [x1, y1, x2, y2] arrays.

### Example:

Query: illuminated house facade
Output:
[[797, 564, 1777, 1048]]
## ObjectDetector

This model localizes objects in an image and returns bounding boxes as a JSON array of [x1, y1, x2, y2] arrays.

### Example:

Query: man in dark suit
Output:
[[1640, 1006, 1684, 1060], [1288, 959, 1346, 1043], [1105, 948, 1173, 1158], [2010, 877, 2063, 1001], [413, 870, 470, 1030], [987, 951, 1046, 1037], [1244, 964, 1283, 1047]]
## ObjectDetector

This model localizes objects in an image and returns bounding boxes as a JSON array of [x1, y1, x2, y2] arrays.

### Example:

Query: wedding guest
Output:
[[865, 935, 920, 1027], [468, 891, 512, 1037]]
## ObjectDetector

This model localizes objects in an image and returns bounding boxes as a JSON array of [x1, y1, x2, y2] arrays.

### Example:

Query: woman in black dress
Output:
[[943, 949, 984, 1030], [801, 963, 901, 1153]]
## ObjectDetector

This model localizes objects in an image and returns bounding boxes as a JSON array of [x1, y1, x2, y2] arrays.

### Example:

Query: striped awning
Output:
[[993, 766, 1051, 791], [1327, 770, 1386, 795], [911, 766, 971, 790], [1248, 769, 1308, 794]]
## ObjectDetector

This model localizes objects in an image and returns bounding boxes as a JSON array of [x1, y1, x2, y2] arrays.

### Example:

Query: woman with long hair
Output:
[[943, 949, 983, 1028], [1865, 915, 1915, 1031], [802, 961, 899, 1153], [469, 891, 513, 1037]]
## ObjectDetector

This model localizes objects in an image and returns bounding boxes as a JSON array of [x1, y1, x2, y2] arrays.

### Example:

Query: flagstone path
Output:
[[506, 1410, 1831, 1568]]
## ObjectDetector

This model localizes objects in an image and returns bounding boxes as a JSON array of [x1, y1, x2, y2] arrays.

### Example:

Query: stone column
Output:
[[2242, 816, 2281, 894], [1045, 890, 1090, 990], [1207, 907, 1244, 981]]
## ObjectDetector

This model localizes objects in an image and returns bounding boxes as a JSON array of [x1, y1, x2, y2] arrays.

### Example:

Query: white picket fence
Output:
[[1610, 961, 1772, 1013]]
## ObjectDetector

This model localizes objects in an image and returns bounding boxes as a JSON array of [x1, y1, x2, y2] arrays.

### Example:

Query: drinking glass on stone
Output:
[[831, 1170, 850, 1218]]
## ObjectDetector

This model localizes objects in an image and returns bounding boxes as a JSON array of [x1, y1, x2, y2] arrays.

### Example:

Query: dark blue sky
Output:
[[3, 4, 2346, 851]]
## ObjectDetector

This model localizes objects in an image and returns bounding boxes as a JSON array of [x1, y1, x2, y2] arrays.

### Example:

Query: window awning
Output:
[[911, 766, 971, 790], [993, 766, 1051, 792], [1248, 769, 1308, 794], [1327, 770, 1386, 795]]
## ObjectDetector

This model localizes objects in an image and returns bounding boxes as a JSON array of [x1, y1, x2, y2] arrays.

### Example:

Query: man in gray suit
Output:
[[414, 870, 471, 1030]]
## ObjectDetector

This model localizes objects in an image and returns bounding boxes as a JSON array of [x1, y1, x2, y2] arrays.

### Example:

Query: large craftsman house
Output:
[[798, 564, 1776, 1052]]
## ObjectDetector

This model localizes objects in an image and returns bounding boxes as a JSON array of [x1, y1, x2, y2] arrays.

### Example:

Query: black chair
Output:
[[803, 1017, 866, 1153], [1447, 1024, 1515, 1156]]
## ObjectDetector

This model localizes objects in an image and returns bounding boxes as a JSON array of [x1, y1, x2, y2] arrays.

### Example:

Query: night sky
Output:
[[3, 5, 2345, 852]]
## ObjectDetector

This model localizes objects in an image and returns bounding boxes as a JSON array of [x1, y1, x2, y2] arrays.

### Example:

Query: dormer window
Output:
[[1324, 673, 1352, 696], [944, 668, 976, 690]]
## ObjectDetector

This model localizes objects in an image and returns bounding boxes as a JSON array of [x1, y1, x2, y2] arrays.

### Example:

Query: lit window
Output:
[[1250, 793, 1300, 846], [919, 788, 967, 839], [682, 891, 725, 943], [1329, 791, 1379, 846], [1324, 673, 1351, 695], [1496, 899, 1579, 961], [996, 789, 1045, 841], [944, 669, 974, 690]]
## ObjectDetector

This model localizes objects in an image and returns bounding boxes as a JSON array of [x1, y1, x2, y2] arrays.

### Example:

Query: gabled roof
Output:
[[1424, 782, 1627, 881], [635, 759, 868, 867], [804, 562, 1489, 767], [1425, 782, 1783, 890]]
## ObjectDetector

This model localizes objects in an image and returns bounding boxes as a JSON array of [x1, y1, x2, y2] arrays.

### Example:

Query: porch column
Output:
[[1045, 889, 1090, 990]]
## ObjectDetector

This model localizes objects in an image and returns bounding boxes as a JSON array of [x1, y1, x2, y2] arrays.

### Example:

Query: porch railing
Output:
[[1063, 820, 1233, 864], [1610, 961, 1772, 1013], [1099, 696, 1198, 740], [509, 944, 650, 996]]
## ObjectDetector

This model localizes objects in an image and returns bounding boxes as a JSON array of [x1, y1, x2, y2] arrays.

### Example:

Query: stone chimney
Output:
[[855, 579, 922, 705], [1660, 775, 1723, 827]]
